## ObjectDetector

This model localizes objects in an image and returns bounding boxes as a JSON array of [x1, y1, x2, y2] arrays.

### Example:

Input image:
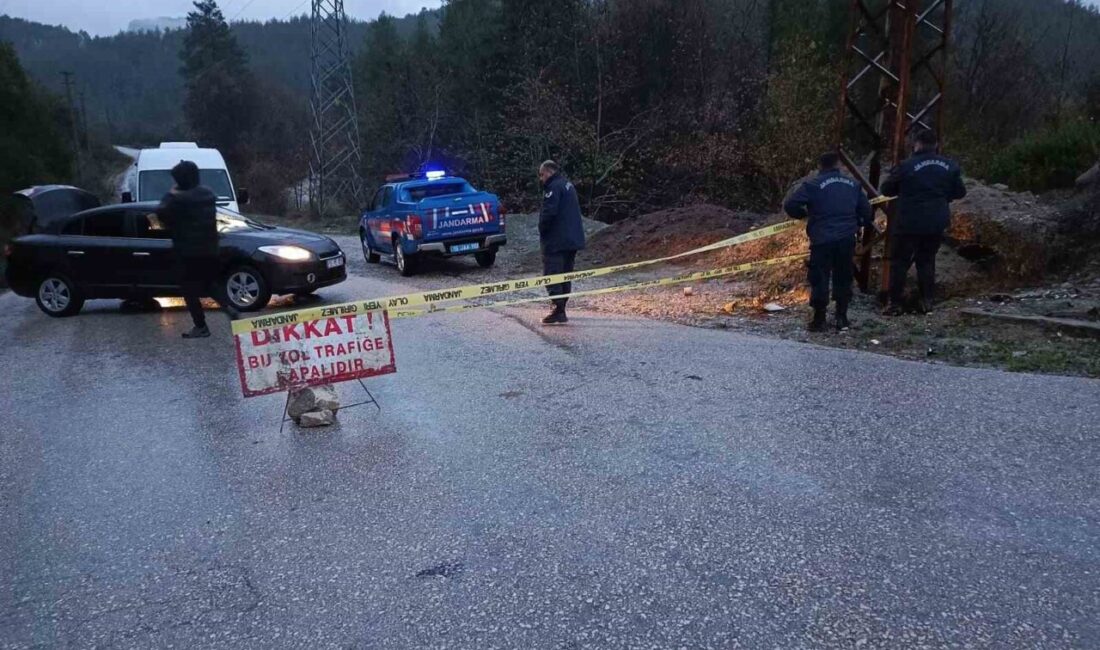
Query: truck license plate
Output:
[[326, 257, 344, 269], [450, 243, 479, 253]]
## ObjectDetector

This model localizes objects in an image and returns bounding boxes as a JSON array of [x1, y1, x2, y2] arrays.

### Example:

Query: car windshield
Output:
[[216, 210, 271, 233], [402, 182, 472, 202], [139, 169, 235, 201]]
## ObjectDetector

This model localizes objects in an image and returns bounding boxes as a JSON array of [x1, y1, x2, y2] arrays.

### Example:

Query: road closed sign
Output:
[[231, 305, 397, 397]]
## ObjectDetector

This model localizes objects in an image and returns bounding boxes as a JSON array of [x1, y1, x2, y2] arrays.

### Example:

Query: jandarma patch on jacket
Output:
[[914, 159, 951, 172], [819, 177, 856, 189]]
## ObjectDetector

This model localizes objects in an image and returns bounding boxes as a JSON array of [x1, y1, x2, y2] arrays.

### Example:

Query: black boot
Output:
[[807, 308, 827, 332], [182, 324, 211, 339], [542, 306, 568, 325], [835, 307, 852, 332]]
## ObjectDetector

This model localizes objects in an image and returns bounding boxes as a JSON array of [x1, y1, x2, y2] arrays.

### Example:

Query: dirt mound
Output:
[[946, 180, 1062, 278], [580, 204, 764, 266]]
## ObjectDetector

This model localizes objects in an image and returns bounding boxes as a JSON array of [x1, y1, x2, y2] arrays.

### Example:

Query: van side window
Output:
[[382, 186, 395, 207], [371, 188, 385, 211]]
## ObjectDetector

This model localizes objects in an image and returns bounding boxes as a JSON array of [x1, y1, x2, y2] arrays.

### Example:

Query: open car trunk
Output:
[[13, 185, 102, 234]]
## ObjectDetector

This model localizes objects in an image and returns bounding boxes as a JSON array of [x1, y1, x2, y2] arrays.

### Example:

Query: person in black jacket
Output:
[[538, 160, 586, 325], [155, 160, 236, 338], [784, 152, 874, 332], [880, 129, 967, 315]]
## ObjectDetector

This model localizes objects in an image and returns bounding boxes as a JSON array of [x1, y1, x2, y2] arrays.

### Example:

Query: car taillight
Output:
[[406, 214, 423, 239]]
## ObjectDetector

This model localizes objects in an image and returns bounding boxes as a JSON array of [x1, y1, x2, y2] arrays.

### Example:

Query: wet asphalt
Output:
[[2, 243, 1099, 649]]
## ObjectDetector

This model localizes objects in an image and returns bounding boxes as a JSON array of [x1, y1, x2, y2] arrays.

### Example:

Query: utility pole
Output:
[[309, 0, 364, 219], [60, 71, 84, 185], [833, 0, 953, 298], [78, 90, 90, 151]]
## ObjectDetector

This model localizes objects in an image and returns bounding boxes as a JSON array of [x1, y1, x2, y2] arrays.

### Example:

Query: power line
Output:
[[283, 0, 310, 20], [231, 0, 259, 21]]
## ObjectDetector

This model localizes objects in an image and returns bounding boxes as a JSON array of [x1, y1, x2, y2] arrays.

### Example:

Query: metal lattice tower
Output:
[[833, 0, 954, 294], [309, 0, 364, 218]]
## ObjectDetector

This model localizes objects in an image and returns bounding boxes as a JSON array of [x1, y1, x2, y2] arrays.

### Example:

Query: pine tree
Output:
[[179, 0, 257, 167], [0, 42, 72, 193]]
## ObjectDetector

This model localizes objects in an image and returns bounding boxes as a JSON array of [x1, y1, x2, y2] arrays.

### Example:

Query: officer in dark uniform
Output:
[[784, 152, 874, 332], [538, 160, 586, 325], [880, 129, 967, 315], [156, 160, 238, 338]]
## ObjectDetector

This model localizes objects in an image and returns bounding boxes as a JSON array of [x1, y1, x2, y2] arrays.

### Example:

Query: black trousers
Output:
[[176, 254, 219, 328], [808, 239, 855, 311], [889, 233, 942, 305], [543, 250, 577, 310]]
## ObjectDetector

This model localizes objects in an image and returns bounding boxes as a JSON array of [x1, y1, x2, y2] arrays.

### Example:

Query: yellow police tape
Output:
[[386, 253, 809, 320], [231, 219, 801, 334], [231, 195, 894, 334]]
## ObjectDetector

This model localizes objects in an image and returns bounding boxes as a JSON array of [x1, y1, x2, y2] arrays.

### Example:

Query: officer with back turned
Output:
[[537, 160, 586, 325], [880, 129, 967, 315], [156, 160, 239, 338], [784, 152, 874, 332]]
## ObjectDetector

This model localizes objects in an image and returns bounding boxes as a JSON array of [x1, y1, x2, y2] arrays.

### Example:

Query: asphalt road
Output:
[[2, 246, 1099, 649]]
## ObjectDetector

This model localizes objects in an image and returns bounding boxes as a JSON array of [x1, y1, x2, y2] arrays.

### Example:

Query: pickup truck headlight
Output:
[[259, 245, 314, 262]]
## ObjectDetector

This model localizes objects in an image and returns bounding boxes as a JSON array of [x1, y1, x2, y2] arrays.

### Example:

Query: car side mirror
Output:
[[121, 191, 133, 203], [237, 188, 250, 205]]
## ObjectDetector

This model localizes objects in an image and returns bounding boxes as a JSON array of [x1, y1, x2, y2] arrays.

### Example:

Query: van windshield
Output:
[[139, 169, 234, 201]]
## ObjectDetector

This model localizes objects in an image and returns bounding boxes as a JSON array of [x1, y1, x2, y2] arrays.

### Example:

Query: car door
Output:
[[368, 187, 396, 253], [125, 209, 178, 291], [66, 209, 134, 296]]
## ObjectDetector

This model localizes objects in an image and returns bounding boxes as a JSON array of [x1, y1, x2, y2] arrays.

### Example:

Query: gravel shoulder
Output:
[[274, 212, 1100, 378]]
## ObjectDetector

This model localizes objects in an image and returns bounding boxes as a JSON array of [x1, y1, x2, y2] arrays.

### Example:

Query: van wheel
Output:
[[35, 275, 84, 317], [361, 230, 380, 263], [475, 250, 497, 268], [224, 266, 272, 312], [394, 240, 417, 277]]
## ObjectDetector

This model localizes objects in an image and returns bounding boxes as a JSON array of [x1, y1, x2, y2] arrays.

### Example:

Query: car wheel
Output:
[[361, 229, 380, 264], [224, 266, 272, 312], [475, 250, 497, 268], [35, 274, 84, 317], [394, 239, 417, 277]]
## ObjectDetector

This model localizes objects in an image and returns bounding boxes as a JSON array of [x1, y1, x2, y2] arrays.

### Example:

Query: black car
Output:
[[4, 190, 347, 317]]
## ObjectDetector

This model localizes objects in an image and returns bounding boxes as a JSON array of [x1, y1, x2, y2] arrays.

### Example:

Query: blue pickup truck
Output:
[[359, 171, 506, 276]]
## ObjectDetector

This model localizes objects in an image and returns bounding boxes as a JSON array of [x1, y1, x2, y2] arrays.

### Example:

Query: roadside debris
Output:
[[959, 309, 1100, 339], [288, 384, 341, 427], [298, 409, 337, 428], [762, 302, 786, 313]]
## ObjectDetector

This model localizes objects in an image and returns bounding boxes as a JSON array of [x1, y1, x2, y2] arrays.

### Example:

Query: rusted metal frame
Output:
[[908, 94, 942, 128], [847, 50, 888, 89], [880, 97, 933, 133], [936, 0, 953, 141], [852, 46, 901, 84], [879, 1, 919, 297]]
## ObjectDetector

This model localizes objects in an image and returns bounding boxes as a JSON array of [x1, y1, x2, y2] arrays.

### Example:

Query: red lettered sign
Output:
[[233, 307, 396, 397]]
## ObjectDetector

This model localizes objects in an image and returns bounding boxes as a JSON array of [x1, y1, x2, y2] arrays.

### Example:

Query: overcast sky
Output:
[[0, 0, 445, 36], [2, 0, 1098, 36]]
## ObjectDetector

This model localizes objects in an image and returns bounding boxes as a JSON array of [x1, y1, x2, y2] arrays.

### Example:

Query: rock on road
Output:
[[1, 244, 1099, 649]]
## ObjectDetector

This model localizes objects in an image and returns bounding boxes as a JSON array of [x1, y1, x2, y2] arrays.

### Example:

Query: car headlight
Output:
[[259, 245, 314, 261]]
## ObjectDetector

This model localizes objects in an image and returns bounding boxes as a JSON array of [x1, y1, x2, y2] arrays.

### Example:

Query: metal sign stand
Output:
[[279, 380, 382, 433]]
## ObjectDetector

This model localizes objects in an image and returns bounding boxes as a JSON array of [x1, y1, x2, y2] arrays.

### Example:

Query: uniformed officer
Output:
[[784, 152, 874, 332], [537, 160, 586, 325], [880, 129, 967, 315]]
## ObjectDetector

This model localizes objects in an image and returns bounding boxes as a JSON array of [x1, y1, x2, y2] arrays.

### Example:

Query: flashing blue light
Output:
[[425, 170, 446, 180]]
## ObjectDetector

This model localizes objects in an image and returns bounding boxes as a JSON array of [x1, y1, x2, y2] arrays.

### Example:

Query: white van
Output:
[[123, 142, 248, 212]]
